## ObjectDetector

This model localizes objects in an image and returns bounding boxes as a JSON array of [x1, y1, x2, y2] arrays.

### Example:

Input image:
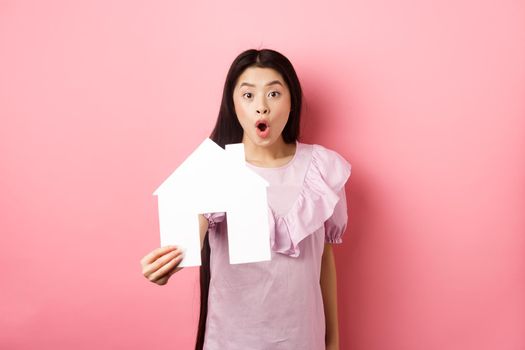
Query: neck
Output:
[[242, 136, 296, 167]]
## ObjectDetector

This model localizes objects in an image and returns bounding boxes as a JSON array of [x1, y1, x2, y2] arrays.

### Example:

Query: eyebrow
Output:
[[239, 80, 284, 88]]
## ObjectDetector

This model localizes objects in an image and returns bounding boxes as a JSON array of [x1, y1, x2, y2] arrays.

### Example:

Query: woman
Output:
[[140, 48, 351, 350]]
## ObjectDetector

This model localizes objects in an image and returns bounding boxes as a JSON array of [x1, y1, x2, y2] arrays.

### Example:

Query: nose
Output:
[[256, 107, 268, 114], [256, 97, 269, 115]]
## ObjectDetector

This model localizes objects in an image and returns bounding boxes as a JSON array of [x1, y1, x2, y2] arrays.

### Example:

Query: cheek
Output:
[[233, 100, 250, 127], [274, 102, 291, 124]]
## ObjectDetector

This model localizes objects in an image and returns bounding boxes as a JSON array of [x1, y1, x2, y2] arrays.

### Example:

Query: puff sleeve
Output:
[[324, 188, 348, 244]]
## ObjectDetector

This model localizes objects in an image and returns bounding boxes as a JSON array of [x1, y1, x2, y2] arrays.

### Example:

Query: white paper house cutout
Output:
[[153, 138, 271, 267]]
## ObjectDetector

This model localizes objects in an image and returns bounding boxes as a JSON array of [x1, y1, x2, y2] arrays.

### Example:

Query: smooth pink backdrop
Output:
[[1, 1, 524, 349]]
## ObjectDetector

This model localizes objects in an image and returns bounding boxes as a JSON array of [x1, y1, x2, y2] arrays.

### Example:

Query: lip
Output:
[[255, 119, 270, 139]]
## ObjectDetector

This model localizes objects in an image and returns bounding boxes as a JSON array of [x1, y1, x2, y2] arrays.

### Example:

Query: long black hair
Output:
[[195, 48, 303, 350]]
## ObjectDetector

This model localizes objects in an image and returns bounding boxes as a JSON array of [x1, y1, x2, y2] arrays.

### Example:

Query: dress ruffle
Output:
[[203, 212, 226, 230], [204, 144, 351, 258], [269, 145, 351, 257]]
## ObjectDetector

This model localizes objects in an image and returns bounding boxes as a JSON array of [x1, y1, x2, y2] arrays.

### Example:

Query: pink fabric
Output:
[[203, 142, 351, 349]]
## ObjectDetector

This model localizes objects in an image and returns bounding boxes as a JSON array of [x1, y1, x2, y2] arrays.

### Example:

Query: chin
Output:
[[254, 138, 275, 147], [246, 134, 276, 147]]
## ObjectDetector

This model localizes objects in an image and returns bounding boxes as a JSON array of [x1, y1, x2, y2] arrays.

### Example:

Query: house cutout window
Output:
[[153, 138, 271, 267]]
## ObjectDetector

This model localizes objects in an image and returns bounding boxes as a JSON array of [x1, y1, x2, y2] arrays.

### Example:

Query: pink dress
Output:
[[203, 142, 351, 350]]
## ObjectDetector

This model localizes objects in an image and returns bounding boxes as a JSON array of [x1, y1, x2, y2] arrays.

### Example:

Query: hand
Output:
[[140, 245, 184, 285]]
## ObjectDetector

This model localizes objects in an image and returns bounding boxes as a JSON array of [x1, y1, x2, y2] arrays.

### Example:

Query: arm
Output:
[[320, 243, 340, 350]]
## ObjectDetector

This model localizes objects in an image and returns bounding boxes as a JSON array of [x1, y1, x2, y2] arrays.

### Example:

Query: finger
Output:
[[143, 250, 182, 277], [149, 254, 184, 282], [142, 250, 179, 277], [154, 276, 169, 285], [140, 245, 179, 266], [169, 266, 183, 275]]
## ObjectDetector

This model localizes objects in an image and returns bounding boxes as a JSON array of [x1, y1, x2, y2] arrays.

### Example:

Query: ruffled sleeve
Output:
[[203, 212, 226, 230], [269, 144, 351, 257], [324, 188, 348, 244]]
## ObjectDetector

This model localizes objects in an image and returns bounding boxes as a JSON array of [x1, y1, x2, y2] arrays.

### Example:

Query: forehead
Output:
[[235, 67, 286, 88]]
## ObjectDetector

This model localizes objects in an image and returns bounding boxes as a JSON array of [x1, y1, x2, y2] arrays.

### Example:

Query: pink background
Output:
[[1, 1, 524, 349]]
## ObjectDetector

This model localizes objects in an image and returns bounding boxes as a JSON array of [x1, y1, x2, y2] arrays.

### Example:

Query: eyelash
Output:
[[242, 91, 281, 99]]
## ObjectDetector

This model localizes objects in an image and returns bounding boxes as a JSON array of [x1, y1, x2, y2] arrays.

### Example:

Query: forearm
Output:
[[320, 243, 340, 349]]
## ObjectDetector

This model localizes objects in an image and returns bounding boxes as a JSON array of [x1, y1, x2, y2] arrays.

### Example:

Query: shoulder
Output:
[[312, 143, 348, 163], [298, 142, 351, 174], [296, 141, 352, 190]]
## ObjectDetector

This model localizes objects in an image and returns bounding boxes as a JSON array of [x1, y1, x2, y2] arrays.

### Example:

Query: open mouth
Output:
[[255, 120, 270, 138], [256, 121, 268, 131]]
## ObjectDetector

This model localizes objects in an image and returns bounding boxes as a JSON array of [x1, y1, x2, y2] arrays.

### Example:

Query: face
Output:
[[233, 66, 292, 147]]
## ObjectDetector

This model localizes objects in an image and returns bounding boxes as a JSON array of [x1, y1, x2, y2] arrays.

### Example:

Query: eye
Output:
[[242, 92, 253, 99], [268, 91, 281, 98]]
